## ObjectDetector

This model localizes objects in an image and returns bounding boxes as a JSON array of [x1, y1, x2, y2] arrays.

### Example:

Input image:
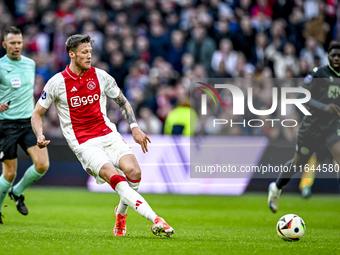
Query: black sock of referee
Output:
[[276, 159, 296, 189]]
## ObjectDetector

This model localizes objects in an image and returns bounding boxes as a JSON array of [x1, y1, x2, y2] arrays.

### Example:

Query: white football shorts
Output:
[[75, 132, 134, 184]]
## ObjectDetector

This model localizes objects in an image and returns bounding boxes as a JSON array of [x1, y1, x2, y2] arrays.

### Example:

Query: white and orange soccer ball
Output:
[[276, 214, 306, 241]]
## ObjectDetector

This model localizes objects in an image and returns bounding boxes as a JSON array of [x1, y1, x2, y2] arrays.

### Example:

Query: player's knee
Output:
[[35, 161, 50, 174], [99, 163, 120, 183], [332, 155, 340, 165], [125, 165, 141, 181], [4, 170, 16, 182], [292, 158, 299, 166], [330, 145, 340, 163]]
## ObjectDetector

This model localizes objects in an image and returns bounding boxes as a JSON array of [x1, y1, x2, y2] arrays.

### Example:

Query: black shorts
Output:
[[315, 147, 333, 163], [0, 118, 37, 161], [296, 122, 340, 160]]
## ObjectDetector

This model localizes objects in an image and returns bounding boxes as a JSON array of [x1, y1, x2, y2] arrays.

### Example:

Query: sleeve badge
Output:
[[304, 74, 313, 84]]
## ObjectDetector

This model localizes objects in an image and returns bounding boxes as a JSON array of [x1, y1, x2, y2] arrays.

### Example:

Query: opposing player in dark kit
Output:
[[268, 42, 340, 213]]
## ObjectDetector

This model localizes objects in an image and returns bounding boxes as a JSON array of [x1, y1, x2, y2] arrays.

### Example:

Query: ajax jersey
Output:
[[38, 66, 120, 151]]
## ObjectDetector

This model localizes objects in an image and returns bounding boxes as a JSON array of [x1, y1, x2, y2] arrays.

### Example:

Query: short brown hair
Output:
[[65, 34, 93, 53], [4, 26, 21, 39]]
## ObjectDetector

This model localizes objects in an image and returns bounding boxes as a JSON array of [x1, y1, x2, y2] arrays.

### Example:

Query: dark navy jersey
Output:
[[300, 65, 340, 131]]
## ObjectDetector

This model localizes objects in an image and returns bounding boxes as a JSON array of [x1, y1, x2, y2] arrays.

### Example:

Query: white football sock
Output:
[[115, 181, 157, 223], [116, 179, 140, 216]]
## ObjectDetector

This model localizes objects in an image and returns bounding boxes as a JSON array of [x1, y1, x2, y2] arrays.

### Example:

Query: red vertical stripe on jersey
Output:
[[62, 66, 112, 144]]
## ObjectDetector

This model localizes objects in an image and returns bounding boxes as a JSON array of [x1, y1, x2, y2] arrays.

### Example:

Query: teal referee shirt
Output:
[[0, 55, 35, 120]]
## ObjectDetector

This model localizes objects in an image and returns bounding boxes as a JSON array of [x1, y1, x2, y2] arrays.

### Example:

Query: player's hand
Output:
[[37, 135, 50, 148], [0, 102, 9, 112], [132, 127, 151, 153], [324, 104, 340, 116]]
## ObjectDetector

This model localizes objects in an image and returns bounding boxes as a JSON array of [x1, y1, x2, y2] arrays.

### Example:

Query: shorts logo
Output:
[[301, 147, 309, 155], [41, 91, 47, 100], [87, 81, 96, 90], [70, 94, 99, 107], [86, 168, 93, 176]]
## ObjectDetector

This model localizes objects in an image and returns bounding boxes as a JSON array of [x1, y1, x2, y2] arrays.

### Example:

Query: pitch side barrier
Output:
[[8, 135, 339, 194]]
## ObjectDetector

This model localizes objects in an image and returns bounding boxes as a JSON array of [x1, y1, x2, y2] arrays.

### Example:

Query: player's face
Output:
[[328, 49, 340, 71], [2, 33, 23, 61], [73, 43, 92, 71]]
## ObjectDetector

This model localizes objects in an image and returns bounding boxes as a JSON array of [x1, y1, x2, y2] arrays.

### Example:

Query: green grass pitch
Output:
[[0, 188, 339, 255]]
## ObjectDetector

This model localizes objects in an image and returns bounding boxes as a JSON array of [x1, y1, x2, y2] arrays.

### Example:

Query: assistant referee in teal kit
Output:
[[0, 26, 49, 224]]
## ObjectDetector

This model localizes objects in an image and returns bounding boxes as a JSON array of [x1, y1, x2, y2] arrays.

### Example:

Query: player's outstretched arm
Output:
[[113, 90, 151, 153], [298, 92, 339, 114], [31, 102, 50, 148]]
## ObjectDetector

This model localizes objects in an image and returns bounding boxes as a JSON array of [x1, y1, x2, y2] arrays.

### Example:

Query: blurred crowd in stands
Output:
[[0, 0, 339, 141]]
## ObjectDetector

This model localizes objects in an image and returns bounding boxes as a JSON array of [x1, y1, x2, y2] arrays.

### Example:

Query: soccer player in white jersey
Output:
[[0, 26, 49, 224], [31, 34, 174, 237]]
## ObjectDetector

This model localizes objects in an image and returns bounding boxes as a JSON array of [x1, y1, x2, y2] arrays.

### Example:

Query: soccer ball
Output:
[[276, 214, 306, 241]]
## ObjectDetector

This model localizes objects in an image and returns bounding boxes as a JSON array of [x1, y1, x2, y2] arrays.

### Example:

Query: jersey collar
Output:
[[65, 65, 81, 80], [64, 65, 95, 80], [328, 64, 340, 77]]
